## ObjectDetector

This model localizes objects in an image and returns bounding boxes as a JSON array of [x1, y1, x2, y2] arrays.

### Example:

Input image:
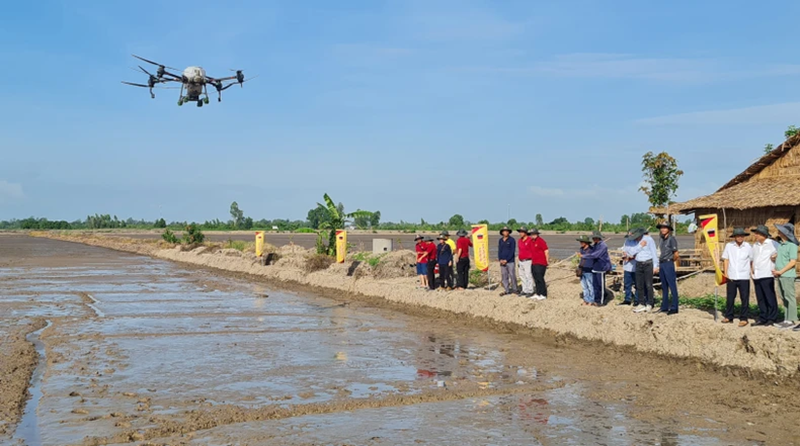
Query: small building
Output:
[[671, 133, 800, 270]]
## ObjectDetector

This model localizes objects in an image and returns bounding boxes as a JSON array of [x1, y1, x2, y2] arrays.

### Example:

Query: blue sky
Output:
[[2, 0, 800, 224]]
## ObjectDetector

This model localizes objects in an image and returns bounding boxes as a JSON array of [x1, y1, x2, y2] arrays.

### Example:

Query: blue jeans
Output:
[[581, 271, 594, 303], [623, 270, 638, 304], [659, 261, 679, 312]]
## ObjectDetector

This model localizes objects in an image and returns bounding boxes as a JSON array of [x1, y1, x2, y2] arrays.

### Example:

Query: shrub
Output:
[[305, 253, 335, 272], [225, 239, 248, 251], [469, 270, 489, 288], [162, 228, 179, 244], [182, 224, 205, 244]]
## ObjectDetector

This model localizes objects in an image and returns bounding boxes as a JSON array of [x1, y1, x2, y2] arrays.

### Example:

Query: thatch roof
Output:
[[672, 133, 800, 213]]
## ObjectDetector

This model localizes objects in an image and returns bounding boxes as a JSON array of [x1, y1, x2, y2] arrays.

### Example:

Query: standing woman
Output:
[[414, 235, 429, 289]]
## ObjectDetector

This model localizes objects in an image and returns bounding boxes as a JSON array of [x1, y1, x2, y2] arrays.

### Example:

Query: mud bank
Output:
[[32, 233, 800, 380], [0, 318, 46, 436]]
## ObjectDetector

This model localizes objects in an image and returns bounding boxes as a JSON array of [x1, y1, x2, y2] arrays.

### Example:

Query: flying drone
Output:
[[121, 55, 257, 107]]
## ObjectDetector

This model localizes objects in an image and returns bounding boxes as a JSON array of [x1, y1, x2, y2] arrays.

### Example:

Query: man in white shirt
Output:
[[722, 228, 753, 327], [751, 225, 779, 326]]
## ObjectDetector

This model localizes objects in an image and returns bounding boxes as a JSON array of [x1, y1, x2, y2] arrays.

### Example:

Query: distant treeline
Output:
[[0, 212, 690, 234]]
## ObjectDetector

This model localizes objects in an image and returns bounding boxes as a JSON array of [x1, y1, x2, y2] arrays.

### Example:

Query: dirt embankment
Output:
[[0, 319, 46, 436], [31, 232, 800, 380]]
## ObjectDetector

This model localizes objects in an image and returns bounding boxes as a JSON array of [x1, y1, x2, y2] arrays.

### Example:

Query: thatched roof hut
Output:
[[671, 133, 800, 270]]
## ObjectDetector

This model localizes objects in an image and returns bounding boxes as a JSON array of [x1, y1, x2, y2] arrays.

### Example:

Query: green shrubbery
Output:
[[182, 224, 205, 245], [161, 229, 179, 244]]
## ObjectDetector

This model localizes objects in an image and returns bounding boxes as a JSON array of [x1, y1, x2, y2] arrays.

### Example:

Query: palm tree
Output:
[[316, 193, 373, 256]]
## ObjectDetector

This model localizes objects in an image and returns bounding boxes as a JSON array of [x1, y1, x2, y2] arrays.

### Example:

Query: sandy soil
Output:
[[0, 320, 44, 436], [29, 232, 800, 380]]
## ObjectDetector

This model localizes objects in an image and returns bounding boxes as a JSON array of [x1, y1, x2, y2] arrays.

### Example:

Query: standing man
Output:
[[722, 228, 753, 327], [437, 235, 454, 290], [751, 225, 779, 326], [455, 229, 473, 290], [440, 230, 457, 258], [517, 227, 535, 297], [425, 236, 438, 291], [577, 235, 595, 305], [656, 221, 680, 315], [773, 223, 798, 330], [414, 235, 429, 289], [529, 229, 549, 300], [497, 226, 517, 296], [628, 227, 659, 313], [619, 230, 639, 306], [580, 231, 611, 306]]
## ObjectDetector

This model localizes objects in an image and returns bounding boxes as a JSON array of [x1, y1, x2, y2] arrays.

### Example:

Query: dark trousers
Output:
[[532, 264, 547, 296], [659, 261, 679, 312], [592, 272, 605, 304], [754, 277, 779, 323], [439, 263, 453, 289], [427, 262, 437, 290], [456, 258, 470, 288], [726, 279, 751, 321], [635, 260, 655, 307], [623, 270, 638, 304]]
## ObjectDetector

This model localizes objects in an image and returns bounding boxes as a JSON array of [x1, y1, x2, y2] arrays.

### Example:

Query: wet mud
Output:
[[1, 234, 799, 445]]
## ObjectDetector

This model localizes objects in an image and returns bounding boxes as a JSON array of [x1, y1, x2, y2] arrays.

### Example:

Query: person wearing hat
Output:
[[772, 223, 798, 330], [576, 235, 595, 305], [529, 228, 549, 300], [414, 235, 429, 289], [455, 229, 473, 290], [722, 228, 753, 326], [424, 236, 438, 290], [750, 225, 779, 326], [619, 230, 639, 306], [440, 230, 457, 257], [436, 235, 454, 290], [655, 221, 680, 315], [625, 227, 659, 313], [517, 227, 535, 297], [579, 230, 612, 306], [497, 227, 518, 296]]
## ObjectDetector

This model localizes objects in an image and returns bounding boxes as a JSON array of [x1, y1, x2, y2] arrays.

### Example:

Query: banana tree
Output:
[[315, 193, 374, 256]]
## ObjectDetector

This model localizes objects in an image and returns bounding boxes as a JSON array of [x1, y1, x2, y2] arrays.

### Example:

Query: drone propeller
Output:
[[132, 54, 179, 71], [121, 81, 151, 88], [132, 54, 181, 79]]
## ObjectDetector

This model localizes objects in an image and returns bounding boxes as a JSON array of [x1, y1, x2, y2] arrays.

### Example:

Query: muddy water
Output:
[[0, 236, 793, 445]]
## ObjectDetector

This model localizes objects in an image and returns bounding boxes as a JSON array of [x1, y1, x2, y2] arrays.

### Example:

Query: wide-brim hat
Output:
[[751, 225, 770, 238], [456, 229, 469, 237], [530, 228, 541, 235], [439, 230, 450, 237], [436, 235, 446, 240], [731, 227, 749, 237], [576, 235, 592, 244], [414, 234, 424, 241], [499, 226, 512, 235], [591, 230, 603, 240], [655, 221, 674, 231], [625, 228, 644, 240], [517, 227, 529, 234], [775, 223, 799, 245], [424, 236, 435, 242]]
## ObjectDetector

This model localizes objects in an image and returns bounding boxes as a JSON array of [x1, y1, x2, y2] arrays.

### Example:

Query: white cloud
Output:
[[0, 180, 24, 203], [636, 102, 800, 126]]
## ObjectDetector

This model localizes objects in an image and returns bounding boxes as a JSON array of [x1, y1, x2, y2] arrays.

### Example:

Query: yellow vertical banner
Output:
[[336, 230, 347, 263], [471, 224, 489, 272], [255, 231, 264, 257], [699, 214, 726, 286]]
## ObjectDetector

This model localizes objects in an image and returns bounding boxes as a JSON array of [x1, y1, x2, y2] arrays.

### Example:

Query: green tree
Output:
[[230, 201, 245, 229], [154, 218, 167, 228], [619, 214, 630, 226], [369, 211, 381, 228], [448, 214, 465, 228], [764, 143, 774, 154], [535, 214, 543, 227], [785, 125, 799, 139], [315, 193, 373, 256], [242, 216, 253, 230], [353, 213, 370, 228], [584, 217, 595, 226], [639, 151, 684, 213], [507, 218, 518, 228]]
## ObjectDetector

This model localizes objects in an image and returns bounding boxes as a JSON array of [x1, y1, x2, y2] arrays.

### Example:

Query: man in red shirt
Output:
[[414, 235, 429, 289], [424, 236, 438, 290], [529, 228, 549, 300], [455, 229, 473, 290], [517, 227, 535, 297]]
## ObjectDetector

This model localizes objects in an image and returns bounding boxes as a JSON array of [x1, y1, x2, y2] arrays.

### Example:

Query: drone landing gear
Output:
[[197, 99, 203, 108]]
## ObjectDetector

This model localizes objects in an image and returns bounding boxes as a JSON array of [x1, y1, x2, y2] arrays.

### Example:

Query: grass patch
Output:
[[676, 294, 799, 320], [305, 253, 335, 272], [294, 227, 316, 233], [367, 254, 385, 268], [225, 239, 248, 251], [469, 270, 489, 287], [352, 252, 371, 262]]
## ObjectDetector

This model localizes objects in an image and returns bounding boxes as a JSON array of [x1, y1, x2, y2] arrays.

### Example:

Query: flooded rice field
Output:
[[0, 235, 796, 445]]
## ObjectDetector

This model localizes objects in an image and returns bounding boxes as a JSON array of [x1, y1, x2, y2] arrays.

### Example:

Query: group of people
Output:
[[414, 229, 473, 291], [720, 223, 799, 330], [575, 221, 680, 313], [496, 226, 549, 300]]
